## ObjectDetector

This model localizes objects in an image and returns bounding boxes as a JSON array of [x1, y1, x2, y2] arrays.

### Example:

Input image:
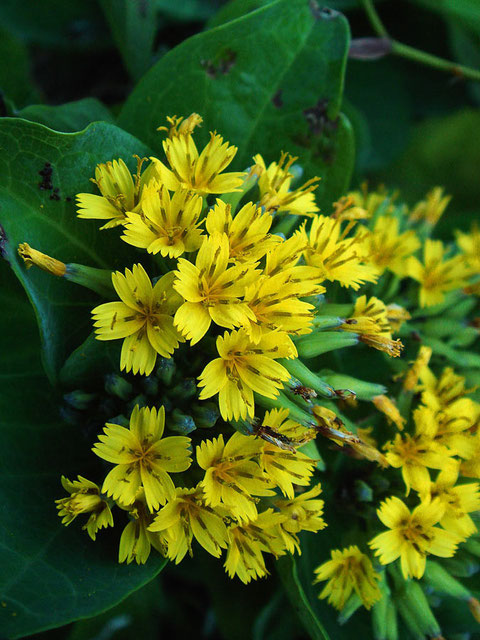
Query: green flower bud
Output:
[[63, 390, 96, 410], [104, 374, 133, 401], [293, 331, 358, 359], [170, 409, 196, 435], [156, 357, 176, 386]]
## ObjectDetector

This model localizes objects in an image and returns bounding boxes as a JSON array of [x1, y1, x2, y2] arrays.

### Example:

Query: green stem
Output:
[[362, 0, 480, 83]]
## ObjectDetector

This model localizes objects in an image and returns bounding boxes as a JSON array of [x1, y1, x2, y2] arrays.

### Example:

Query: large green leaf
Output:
[[100, 0, 157, 81], [119, 0, 354, 210], [0, 263, 166, 639], [277, 554, 331, 640], [0, 0, 106, 48], [208, 0, 359, 29], [0, 118, 151, 382], [376, 108, 480, 234], [17, 98, 114, 133], [0, 28, 41, 108]]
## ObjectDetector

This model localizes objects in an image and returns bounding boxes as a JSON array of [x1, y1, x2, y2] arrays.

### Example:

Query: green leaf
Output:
[[0, 0, 106, 48], [17, 98, 114, 133], [0, 27, 41, 108], [119, 0, 354, 210], [0, 118, 151, 382], [156, 0, 221, 22], [208, 0, 359, 29], [277, 554, 331, 640], [0, 263, 166, 639], [377, 108, 480, 234], [59, 331, 121, 389], [100, 0, 157, 81], [410, 0, 480, 31]]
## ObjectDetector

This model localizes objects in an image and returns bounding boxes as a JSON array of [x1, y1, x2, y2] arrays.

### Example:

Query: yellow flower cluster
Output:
[[44, 113, 480, 618], [369, 363, 480, 579], [57, 406, 325, 578]]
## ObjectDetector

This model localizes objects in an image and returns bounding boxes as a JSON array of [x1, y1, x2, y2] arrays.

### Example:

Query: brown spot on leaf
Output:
[[38, 162, 53, 191], [201, 49, 237, 78], [272, 90, 283, 108], [309, 1, 338, 20]]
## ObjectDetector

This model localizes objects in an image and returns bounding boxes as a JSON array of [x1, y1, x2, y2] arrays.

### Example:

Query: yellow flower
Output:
[[407, 239, 472, 307], [55, 475, 113, 541], [224, 509, 287, 583], [148, 484, 229, 563], [300, 216, 378, 290], [420, 461, 480, 539], [419, 366, 470, 412], [456, 223, 480, 271], [373, 394, 405, 431], [403, 345, 433, 391], [385, 303, 411, 333], [340, 295, 392, 336], [152, 123, 245, 195], [76, 156, 156, 229], [92, 265, 183, 376], [18, 243, 67, 277], [369, 496, 462, 579], [196, 432, 274, 521], [173, 233, 258, 345], [244, 270, 324, 341], [360, 215, 420, 276], [254, 152, 320, 217], [431, 399, 479, 459], [409, 186, 451, 225], [385, 406, 452, 494], [93, 405, 192, 511], [157, 112, 203, 138], [252, 409, 316, 498], [122, 186, 204, 258], [118, 490, 166, 564], [314, 546, 381, 610], [331, 195, 369, 221], [461, 434, 480, 478], [198, 329, 296, 420], [347, 182, 393, 218], [275, 483, 326, 553], [205, 199, 280, 264]]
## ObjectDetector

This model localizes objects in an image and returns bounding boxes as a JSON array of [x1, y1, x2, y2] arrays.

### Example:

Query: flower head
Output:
[[420, 461, 480, 539], [198, 329, 296, 420], [196, 432, 274, 521], [93, 405, 192, 511], [205, 199, 280, 264], [300, 216, 378, 290], [253, 409, 316, 498], [314, 546, 381, 610], [254, 152, 320, 217], [122, 185, 204, 258], [274, 483, 326, 553], [409, 187, 451, 226], [55, 475, 113, 541], [360, 215, 420, 276], [224, 509, 287, 583], [369, 496, 462, 579], [149, 484, 229, 563], [77, 156, 156, 229], [118, 490, 166, 564], [407, 239, 472, 307], [92, 265, 183, 375], [385, 406, 453, 494], [456, 223, 480, 271], [173, 233, 258, 344], [152, 125, 245, 195]]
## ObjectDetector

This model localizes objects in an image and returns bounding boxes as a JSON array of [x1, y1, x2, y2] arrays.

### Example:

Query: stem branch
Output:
[[361, 0, 480, 83]]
